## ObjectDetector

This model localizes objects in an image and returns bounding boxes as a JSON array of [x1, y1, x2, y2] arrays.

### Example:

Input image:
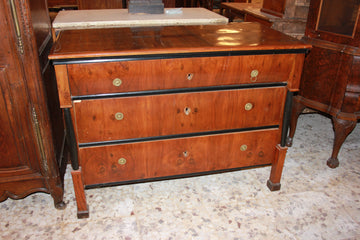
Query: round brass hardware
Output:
[[187, 73, 194, 80], [250, 70, 259, 82], [113, 78, 122, 87], [184, 107, 191, 115], [245, 103, 253, 111], [115, 112, 124, 120], [240, 145, 248, 151], [118, 158, 127, 165]]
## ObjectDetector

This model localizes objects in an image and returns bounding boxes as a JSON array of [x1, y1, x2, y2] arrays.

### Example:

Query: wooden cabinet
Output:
[[287, 0, 360, 168], [0, 0, 67, 208], [49, 23, 310, 218]]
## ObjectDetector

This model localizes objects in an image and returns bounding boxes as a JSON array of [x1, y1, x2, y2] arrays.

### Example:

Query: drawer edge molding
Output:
[[71, 82, 288, 101], [78, 125, 280, 148], [51, 49, 309, 65], [84, 164, 271, 189]]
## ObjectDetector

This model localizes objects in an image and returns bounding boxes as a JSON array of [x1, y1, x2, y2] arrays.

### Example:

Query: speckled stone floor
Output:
[[0, 113, 359, 240]]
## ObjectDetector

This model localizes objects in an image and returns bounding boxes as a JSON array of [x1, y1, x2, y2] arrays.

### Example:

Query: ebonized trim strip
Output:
[[85, 163, 271, 189], [72, 83, 287, 100], [281, 91, 293, 147], [52, 49, 309, 65], [78, 125, 279, 148]]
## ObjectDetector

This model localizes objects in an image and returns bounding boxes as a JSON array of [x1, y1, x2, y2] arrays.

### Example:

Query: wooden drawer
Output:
[[79, 128, 280, 186], [74, 87, 286, 143], [67, 54, 296, 96]]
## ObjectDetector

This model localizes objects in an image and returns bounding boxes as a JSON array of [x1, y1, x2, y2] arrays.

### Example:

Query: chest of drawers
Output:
[[49, 23, 310, 218]]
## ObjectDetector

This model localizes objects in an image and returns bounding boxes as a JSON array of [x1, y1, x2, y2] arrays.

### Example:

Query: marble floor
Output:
[[0, 113, 359, 240]]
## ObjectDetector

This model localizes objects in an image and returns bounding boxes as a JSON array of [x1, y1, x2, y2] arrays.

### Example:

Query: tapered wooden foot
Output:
[[327, 117, 356, 168], [267, 144, 287, 191], [71, 168, 89, 218], [286, 97, 306, 147]]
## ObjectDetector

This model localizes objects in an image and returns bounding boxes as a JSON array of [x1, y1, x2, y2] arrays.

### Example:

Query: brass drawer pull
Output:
[[187, 73, 194, 80], [113, 78, 122, 87], [250, 70, 259, 82], [240, 145, 248, 151], [118, 158, 127, 165], [184, 107, 191, 115], [245, 103, 253, 111], [115, 112, 124, 120]]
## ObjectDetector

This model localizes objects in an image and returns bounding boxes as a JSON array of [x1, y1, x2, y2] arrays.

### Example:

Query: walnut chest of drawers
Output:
[[49, 22, 311, 218]]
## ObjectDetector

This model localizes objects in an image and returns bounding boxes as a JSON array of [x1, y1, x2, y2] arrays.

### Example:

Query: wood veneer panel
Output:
[[74, 87, 286, 143]]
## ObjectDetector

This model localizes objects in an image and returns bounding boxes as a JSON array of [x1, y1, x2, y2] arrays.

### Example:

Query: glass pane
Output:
[[317, 0, 360, 36]]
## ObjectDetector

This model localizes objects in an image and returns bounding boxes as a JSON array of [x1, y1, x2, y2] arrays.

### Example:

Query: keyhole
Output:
[[184, 107, 191, 115], [183, 151, 189, 157]]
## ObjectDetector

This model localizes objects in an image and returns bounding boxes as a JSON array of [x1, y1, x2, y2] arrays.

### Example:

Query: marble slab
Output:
[[52, 8, 229, 31]]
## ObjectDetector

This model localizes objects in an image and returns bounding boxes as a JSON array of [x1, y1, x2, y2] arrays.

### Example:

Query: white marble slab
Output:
[[52, 8, 229, 31]]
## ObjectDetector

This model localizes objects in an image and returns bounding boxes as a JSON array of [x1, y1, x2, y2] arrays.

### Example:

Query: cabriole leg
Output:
[[327, 117, 356, 168], [286, 98, 306, 147]]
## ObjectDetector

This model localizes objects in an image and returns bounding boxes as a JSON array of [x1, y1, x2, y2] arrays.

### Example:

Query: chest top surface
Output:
[[49, 22, 311, 61]]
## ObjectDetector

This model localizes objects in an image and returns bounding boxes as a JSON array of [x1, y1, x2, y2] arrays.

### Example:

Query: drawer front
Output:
[[79, 129, 280, 186], [67, 54, 295, 96], [74, 87, 286, 143]]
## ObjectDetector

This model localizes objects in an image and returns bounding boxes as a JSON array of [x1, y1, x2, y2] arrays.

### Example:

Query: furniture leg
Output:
[[48, 177, 66, 210], [286, 97, 306, 147], [267, 144, 287, 191], [327, 116, 357, 168], [71, 168, 89, 218]]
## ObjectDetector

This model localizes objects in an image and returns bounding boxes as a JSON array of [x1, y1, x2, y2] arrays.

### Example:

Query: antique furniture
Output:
[[287, 0, 360, 168], [49, 22, 310, 218], [51, 8, 228, 32], [220, 2, 262, 22], [221, 0, 309, 39], [0, 0, 67, 208]]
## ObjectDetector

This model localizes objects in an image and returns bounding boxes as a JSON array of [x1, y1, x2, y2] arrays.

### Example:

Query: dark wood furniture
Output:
[[287, 0, 360, 168], [0, 0, 67, 208], [220, 2, 262, 23], [221, 0, 310, 39], [49, 22, 310, 218]]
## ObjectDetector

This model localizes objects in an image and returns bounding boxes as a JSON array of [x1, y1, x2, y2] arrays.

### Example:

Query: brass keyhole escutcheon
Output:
[[115, 112, 124, 120], [245, 103, 253, 111], [184, 107, 191, 115], [240, 145, 248, 151], [183, 151, 189, 157], [113, 78, 122, 87], [250, 70, 259, 82], [187, 73, 194, 80], [118, 158, 127, 165]]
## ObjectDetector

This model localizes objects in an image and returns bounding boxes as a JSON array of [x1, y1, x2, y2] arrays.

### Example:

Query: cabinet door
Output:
[[0, 2, 43, 197], [0, 0, 64, 206]]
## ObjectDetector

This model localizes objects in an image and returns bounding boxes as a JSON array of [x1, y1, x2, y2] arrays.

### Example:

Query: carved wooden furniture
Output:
[[287, 0, 360, 168], [49, 22, 310, 218], [0, 0, 67, 208]]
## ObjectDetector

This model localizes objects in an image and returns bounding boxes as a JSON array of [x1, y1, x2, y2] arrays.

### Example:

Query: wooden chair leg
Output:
[[267, 144, 287, 191], [71, 168, 89, 218], [286, 97, 306, 147], [327, 117, 356, 168]]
